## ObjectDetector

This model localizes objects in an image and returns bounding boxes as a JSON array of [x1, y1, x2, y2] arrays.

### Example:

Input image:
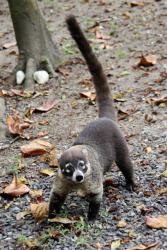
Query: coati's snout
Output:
[[59, 146, 90, 183]]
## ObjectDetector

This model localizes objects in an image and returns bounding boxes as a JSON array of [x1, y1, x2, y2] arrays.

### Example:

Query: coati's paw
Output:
[[126, 182, 136, 192], [48, 209, 57, 219]]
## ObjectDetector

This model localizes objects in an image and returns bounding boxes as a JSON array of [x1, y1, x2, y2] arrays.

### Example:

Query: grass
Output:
[[114, 49, 128, 59], [7, 156, 21, 174]]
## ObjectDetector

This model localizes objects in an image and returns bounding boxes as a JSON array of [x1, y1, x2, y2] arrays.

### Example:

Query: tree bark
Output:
[[7, 0, 61, 89]]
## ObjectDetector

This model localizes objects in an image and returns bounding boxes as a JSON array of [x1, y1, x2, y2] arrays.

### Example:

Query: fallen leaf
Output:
[[3, 41, 16, 49], [145, 215, 167, 228], [96, 242, 103, 249], [24, 240, 39, 249], [16, 210, 30, 220], [29, 189, 43, 198], [126, 241, 161, 250], [20, 139, 54, 157], [11, 89, 33, 98], [150, 96, 167, 106], [3, 175, 30, 197], [103, 178, 113, 186], [57, 66, 70, 77], [34, 99, 58, 112], [48, 217, 78, 224], [161, 170, 167, 177], [49, 230, 61, 239], [129, 1, 145, 7], [35, 131, 48, 138], [39, 168, 55, 176], [40, 147, 58, 167], [145, 147, 152, 153], [18, 158, 27, 170], [111, 240, 121, 249], [156, 187, 167, 195], [117, 219, 127, 228], [137, 54, 157, 67], [118, 109, 129, 120], [30, 202, 48, 221], [80, 91, 96, 101], [6, 114, 30, 136]]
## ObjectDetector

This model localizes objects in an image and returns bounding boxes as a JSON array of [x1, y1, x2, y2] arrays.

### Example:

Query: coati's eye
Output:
[[78, 160, 86, 169], [63, 163, 74, 176]]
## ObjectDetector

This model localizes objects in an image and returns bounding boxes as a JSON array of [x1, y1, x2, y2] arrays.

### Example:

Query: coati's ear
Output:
[[82, 148, 89, 159]]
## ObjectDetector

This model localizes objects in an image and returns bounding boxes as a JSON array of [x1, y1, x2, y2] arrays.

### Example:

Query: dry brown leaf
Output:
[[11, 89, 33, 98], [145, 215, 167, 228], [150, 96, 167, 106], [156, 187, 167, 195], [34, 99, 58, 112], [24, 239, 39, 249], [3, 41, 16, 49], [57, 66, 70, 77], [16, 210, 30, 220], [49, 230, 61, 239], [40, 147, 58, 167], [20, 139, 54, 157], [118, 109, 129, 121], [30, 202, 48, 221], [103, 178, 113, 186], [39, 168, 55, 176], [145, 147, 152, 153], [80, 91, 96, 101], [0, 89, 13, 97], [29, 189, 43, 198], [137, 54, 157, 67], [117, 219, 127, 228], [6, 114, 30, 136], [48, 217, 78, 224], [93, 26, 110, 40], [95, 242, 103, 249], [4, 175, 30, 197], [126, 241, 161, 250], [129, 1, 145, 7], [35, 131, 48, 138]]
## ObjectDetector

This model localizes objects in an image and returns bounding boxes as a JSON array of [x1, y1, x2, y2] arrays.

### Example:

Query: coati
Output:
[[48, 15, 135, 221]]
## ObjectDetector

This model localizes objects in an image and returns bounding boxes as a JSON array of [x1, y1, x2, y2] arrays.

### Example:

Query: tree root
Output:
[[0, 97, 10, 142], [10, 54, 57, 90]]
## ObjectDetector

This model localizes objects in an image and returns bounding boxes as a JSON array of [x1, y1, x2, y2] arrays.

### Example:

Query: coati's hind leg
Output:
[[116, 154, 135, 192]]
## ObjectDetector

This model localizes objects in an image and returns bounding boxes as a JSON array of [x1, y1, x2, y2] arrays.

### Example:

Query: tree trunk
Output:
[[7, 0, 61, 89]]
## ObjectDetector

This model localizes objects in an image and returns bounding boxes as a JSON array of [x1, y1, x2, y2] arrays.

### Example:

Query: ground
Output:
[[0, 0, 167, 249]]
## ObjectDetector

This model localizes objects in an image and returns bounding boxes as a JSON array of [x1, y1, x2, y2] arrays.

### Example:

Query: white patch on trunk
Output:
[[33, 70, 49, 84], [16, 71, 25, 84]]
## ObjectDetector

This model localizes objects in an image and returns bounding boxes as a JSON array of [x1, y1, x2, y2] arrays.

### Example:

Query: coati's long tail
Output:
[[66, 15, 116, 121]]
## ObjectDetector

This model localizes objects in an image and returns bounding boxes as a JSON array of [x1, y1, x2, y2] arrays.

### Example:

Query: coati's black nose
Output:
[[76, 175, 83, 182]]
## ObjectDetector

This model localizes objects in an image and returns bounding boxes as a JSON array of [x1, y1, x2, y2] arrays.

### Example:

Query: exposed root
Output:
[[40, 56, 56, 77], [24, 58, 36, 90], [10, 55, 57, 89]]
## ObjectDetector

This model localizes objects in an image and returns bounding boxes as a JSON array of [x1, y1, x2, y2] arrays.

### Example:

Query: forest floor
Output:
[[0, 0, 167, 249]]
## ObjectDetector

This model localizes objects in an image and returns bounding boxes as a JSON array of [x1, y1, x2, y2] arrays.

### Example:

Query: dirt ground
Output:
[[0, 0, 167, 249]]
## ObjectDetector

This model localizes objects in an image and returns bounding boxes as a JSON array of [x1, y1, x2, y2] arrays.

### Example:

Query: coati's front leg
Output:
[[48, 176, 70, 218], [87, 186, 103, 221]]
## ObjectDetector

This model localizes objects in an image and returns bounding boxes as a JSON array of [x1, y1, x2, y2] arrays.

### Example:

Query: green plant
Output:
[[16, 233, 28, 245], [114, 49, 128, 59], [109, 21, 119, 36], [8, 156, 21, 174], [83, 18, 96, 29], [61, 40, 79, 55], [76, 236, 88, 247]]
